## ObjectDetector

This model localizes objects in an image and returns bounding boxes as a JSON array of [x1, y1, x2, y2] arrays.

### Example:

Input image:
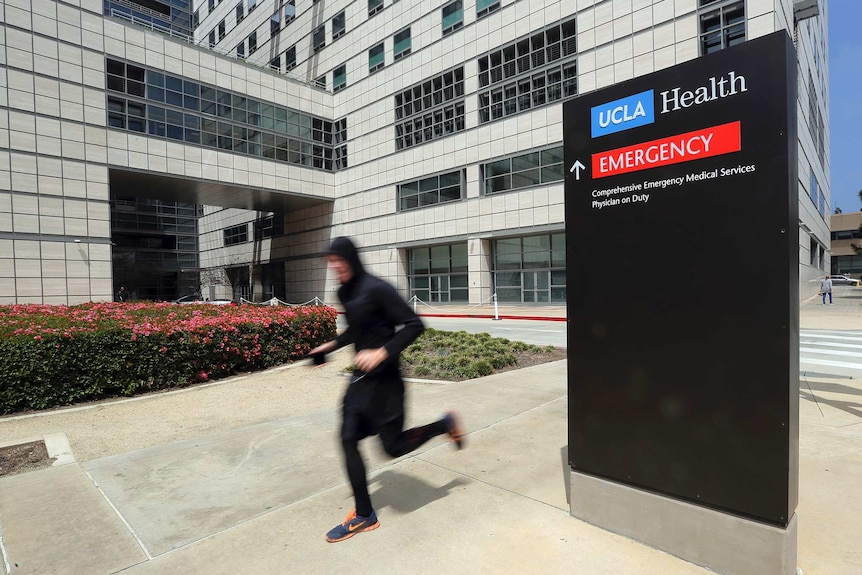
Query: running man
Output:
[[309, 236, 465, 543]]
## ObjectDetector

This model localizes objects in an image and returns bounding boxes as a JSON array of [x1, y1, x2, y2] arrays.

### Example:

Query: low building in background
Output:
[[830, 211, 862, 278]]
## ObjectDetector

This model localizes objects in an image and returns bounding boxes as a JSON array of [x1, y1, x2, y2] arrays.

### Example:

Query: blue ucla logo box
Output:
[[591, 90, 655, 137]]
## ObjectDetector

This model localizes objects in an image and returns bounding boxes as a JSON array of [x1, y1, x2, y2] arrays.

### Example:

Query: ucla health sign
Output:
[[565, 32, 799, 529]]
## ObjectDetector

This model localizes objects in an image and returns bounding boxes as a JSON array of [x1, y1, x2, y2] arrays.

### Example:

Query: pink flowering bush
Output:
[[0, 302, 336, 414]]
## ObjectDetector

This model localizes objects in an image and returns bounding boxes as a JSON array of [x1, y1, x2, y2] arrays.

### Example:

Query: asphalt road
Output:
[[421, 316, 568, 348]]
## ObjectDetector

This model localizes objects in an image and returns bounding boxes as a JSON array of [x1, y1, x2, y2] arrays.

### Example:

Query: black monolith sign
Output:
[[565, 31, 798, 527]]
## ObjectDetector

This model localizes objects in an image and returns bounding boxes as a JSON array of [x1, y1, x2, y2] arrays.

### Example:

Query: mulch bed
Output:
[[0, 441, 55, 478]]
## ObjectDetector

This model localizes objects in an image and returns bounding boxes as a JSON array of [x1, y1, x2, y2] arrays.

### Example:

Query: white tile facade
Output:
[[0, 0, 830, 304]]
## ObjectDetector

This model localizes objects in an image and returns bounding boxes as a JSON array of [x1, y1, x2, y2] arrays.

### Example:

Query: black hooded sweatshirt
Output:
[[328, 237, 424, 377]]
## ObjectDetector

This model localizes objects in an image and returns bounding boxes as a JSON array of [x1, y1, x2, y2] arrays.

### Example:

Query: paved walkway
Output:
[[0, 293, 860, 574]]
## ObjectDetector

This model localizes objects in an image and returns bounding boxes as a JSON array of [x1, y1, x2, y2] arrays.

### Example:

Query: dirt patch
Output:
[[0, 441, 55, 478]]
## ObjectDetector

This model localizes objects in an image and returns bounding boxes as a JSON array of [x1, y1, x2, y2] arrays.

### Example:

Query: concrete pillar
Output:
[[467, 237, 492, 305]]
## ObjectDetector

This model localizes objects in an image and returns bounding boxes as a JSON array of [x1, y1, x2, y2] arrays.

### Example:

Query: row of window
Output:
[[106, 58, 346, 171], [479, 63, 577, 124], [104, 0, 192, 40], [477, 19, 577, 88], [483, 147, 565, 195], [106, 59, 333, 142], [398, 170, 463, 212], [395, 103, 466, 150], [407, 234, 566, 304], [396, 146, 565, 212], [107, 96, 340, 169], [808, 73, 826, 170], [395, 68, 464, 120], [223, 216, 285, 246]]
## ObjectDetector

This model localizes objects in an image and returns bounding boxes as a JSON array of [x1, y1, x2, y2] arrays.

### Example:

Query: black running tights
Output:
[[343, 416, 449, 517]]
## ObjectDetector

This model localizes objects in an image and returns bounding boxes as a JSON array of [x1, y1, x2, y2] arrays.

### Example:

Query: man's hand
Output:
[[309, 341, 337, 356], [307, 340, 337, 368], [354, 348, 389, 373]]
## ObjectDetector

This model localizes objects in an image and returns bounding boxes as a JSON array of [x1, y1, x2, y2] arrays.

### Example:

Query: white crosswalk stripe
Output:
[[800, 330, 862, 376]]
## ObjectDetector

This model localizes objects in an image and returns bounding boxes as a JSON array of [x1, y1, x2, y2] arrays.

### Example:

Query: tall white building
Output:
[[0, 0, 830, 305]]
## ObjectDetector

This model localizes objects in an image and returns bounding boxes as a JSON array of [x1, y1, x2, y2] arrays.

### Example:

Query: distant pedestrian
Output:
[[819, 275, 833, 304], [308, 236, 465, 543], [116, 286, 130, 302]]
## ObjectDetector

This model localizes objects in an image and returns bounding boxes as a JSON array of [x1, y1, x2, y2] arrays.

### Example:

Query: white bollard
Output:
[[493, 293, 500, 320]]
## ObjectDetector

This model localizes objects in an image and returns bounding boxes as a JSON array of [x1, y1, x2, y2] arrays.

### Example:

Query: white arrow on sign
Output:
[[570, 160, 586, 180]]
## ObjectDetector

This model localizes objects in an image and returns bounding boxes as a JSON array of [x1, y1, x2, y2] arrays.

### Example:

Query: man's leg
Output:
[[379, 411, 465, 458], [829, 292, 833, 304], [326, 427, 381, 542], [342, 438, 373, 517]]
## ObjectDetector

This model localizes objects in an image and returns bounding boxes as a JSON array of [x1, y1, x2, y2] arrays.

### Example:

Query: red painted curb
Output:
[[417, 313, 567, 322], [335, 310, 567, 322]]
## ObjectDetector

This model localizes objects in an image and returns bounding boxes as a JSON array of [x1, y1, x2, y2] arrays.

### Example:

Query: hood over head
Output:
[[325, 236, 366, 281]]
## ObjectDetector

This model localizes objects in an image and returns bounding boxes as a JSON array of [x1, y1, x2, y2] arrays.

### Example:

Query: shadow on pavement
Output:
[[369, 469, 468, 514]]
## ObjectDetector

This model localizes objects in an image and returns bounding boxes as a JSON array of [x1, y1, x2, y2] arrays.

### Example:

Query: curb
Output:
[[44, 432, 76, 467], [417, 313, 567, 322]]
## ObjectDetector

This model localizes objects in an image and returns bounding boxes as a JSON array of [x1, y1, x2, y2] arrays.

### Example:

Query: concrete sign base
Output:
[[569, 471, 797, 575]]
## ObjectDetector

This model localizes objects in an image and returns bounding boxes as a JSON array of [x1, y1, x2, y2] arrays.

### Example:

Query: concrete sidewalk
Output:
[[1, 296, 861, 574]]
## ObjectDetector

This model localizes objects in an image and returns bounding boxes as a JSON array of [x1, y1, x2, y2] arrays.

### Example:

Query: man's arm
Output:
[[352, 282, 424, 373]]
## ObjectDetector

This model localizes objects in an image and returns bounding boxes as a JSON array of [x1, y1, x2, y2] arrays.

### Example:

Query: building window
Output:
[[236, 4, 244, 23], [107, 96, 127, 129], [247, 0, 256, 13], [285, 0, 295, 23], [315, 75, 326, 89], [369, 42, 385, 73], [193, 9, 200, 27], [394, 27, 411, 60], [208, 0, 214, 12], [254, 215, 283, 239], [442, 1, 463, 35], [248, 31, 257, 54], [398, 170, 463, 211], [409, 244, 469, 303], [699, 0, 744, 55], [332, 11, 346, 40], [493, 234, 566, 303], [478, 19, 577, 123], [476, 0, 500, 19], [224, 224, 248, 246], [237, 42, 246, 59], [208, 30, 216, 47], [314, 25, 326, 51], [333, 64, 347, 92], [218, 19, 226, 40], [483, 147, 565, 195], [395, 67, 465, 149], [369, 0, 383, 17], [285, 45, 297, 71], [270, 11, 280, 36], [269, 56, 280, 72]]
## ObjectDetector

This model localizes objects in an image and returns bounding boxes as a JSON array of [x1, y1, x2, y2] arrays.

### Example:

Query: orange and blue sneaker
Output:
[[325, 509, 380, 543], [444, 411, 465, 449]]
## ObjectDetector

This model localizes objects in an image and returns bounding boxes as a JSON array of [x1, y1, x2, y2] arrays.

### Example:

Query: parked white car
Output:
[[829, 275, 861, 286], [171, 295, 237, 305]]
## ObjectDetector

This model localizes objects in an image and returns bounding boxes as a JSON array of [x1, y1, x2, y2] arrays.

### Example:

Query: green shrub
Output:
[[0, 303, 336, 414]]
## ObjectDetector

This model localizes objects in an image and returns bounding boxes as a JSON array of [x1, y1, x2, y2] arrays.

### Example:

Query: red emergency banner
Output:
[[591, 121, 741, 178]]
